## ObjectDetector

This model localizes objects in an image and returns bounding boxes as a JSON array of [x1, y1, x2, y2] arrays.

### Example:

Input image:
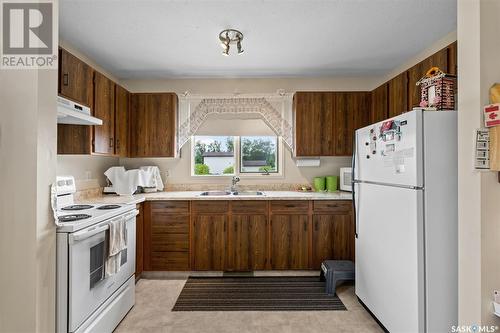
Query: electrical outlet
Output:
[[165, 170, 170, 177], [85, 171, 91, 180]]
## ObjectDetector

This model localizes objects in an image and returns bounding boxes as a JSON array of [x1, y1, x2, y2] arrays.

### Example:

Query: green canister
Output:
[[326, 176, 338, 192], [313, 177, 326, 192]]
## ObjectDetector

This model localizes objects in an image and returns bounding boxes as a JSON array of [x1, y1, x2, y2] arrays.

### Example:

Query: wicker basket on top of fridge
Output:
[[416, 67, 456, 111]]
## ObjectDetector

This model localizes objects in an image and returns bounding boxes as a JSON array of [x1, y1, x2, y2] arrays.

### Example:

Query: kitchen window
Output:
[[240, 136, 278, 174], [191, 135, 282, 177]]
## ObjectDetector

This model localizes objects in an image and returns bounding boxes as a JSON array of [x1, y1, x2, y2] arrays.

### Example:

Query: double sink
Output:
[[199, 190, 264, 197]]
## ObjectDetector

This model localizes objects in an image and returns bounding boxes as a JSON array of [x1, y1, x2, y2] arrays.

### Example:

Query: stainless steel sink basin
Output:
[[232, 191, 264, 196], [199, 191, 231, 196]]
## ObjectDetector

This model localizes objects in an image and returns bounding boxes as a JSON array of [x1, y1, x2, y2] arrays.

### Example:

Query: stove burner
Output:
[[97, 205, 121, 210], [58, 214, 92, 223], [61, 204, 94, 211]]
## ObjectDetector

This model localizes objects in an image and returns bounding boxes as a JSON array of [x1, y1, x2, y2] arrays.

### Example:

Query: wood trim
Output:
[[267, 200, 272, 270], [226, 200, 233, 270], [143, 202, 152, 271], [189, 201, 194, 270], [308, 200, 313, 269]]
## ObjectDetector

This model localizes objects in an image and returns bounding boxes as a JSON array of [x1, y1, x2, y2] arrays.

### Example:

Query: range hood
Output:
[[57, 96, 103, 125]]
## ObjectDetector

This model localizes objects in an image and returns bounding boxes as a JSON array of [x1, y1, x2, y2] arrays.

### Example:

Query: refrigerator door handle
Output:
[[354, 183, 359, 238], [352, 131, 358, 238]]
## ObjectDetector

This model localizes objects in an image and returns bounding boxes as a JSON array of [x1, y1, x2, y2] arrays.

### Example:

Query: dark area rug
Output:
[[172, 276, 346, 311]]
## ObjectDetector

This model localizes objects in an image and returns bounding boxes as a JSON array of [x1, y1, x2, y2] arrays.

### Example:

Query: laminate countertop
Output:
[[80, 190, 353, 206]]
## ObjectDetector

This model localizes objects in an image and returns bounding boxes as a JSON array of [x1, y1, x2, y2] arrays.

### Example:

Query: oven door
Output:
[[67, 210, 137, 332]]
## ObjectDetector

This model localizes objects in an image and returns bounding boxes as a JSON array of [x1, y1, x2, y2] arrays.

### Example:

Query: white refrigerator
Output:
[[353, 110, 458, 333]]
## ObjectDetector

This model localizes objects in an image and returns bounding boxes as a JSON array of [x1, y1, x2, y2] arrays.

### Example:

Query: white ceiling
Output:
[[59, 0, 457, 80]]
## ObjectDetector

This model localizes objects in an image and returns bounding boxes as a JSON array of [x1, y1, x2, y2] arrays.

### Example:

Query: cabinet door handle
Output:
[[314, 221, 318, 231], [285, 204, 295, 208], [109, 138, 114, 148], [116, 139, 120, 150], [304, 221, 307, 232], [63, 73, 69, 86]]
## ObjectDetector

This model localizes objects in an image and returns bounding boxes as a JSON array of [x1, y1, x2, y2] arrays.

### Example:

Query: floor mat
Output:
[[172, 276, 347, 311]]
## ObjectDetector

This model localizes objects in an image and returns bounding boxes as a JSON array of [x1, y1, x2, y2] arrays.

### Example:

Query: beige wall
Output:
[[120, 142, 351, 187], [120, 117, 350, 186], [61, 75, 369, 186], [0, 70, 57, 331], [479, 0, 500, 326], [458, 0, 500, 326], [57, 155, 119, 187]]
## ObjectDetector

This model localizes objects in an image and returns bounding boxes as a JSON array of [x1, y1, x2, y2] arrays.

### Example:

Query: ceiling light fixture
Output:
[[219, 29, 244, 56]]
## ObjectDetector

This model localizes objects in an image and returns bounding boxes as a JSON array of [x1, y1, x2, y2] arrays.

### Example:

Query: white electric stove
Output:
[[55, 176, 137, 333]]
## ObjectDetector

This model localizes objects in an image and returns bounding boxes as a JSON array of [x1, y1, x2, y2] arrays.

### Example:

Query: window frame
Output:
[[190, 135, 284, 178]]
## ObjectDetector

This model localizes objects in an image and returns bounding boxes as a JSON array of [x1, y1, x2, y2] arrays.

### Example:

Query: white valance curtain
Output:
[[177, 94, 294, 154]]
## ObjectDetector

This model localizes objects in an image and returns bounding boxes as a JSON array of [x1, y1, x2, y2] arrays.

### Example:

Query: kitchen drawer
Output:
[[231, 201, 268, 214], [192, 201, 228, 214], [151, 251, 189, 271], [313, 200, 352, 213], [151, 201, 189, 214], [270, 200, 309, 213], [152, 233, 189, 252], [151, 214, 189, 233]]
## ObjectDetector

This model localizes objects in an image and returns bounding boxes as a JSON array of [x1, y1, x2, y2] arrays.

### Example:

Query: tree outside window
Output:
[[240, 136, 278, 174]]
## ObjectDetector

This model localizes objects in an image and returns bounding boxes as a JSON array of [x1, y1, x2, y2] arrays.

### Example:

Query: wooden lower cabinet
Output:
[[143, 200, 354, 272], [270, 214, 309, 269], [144, 201, 190, 271], [311, 213, 355, 269], [226, 214, 268, 271], [192, 214, 226, 270]]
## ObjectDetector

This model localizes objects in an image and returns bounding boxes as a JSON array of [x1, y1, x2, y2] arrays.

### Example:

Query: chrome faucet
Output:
[[230, 176, 240, 192]]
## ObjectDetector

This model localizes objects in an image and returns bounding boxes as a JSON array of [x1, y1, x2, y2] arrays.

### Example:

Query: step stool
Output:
[[320, 260, 355, 295]]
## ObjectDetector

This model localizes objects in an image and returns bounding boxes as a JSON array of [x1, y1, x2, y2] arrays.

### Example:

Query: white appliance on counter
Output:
[[55, 176, 137, 333], [352, 110, 457, 333], [339, 167, 352, 192], [57, 96, 103, 125]]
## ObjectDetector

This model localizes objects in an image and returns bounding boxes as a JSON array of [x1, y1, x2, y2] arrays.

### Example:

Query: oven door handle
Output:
[[69, 225, 109, 244], [68, 209, 139, 244]]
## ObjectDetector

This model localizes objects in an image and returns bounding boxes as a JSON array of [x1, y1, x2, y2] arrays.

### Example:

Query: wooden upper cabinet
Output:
[[115, 85, 129, 157], [388, 72, 409, 118], [447, 41, 457, 76], [294, 92, 335, 157], [351, 92, 371, 132], [270, 214, 309, 269], [57, 124, 92, 155], [129, 93, 177, 157], [93, 71, 116, 155], [57, 48, 94, 155], [334, 92, 371, 156], [407, 48, 448, 109], [58, 48, 94, 107], [371, 83, 388, 123]]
